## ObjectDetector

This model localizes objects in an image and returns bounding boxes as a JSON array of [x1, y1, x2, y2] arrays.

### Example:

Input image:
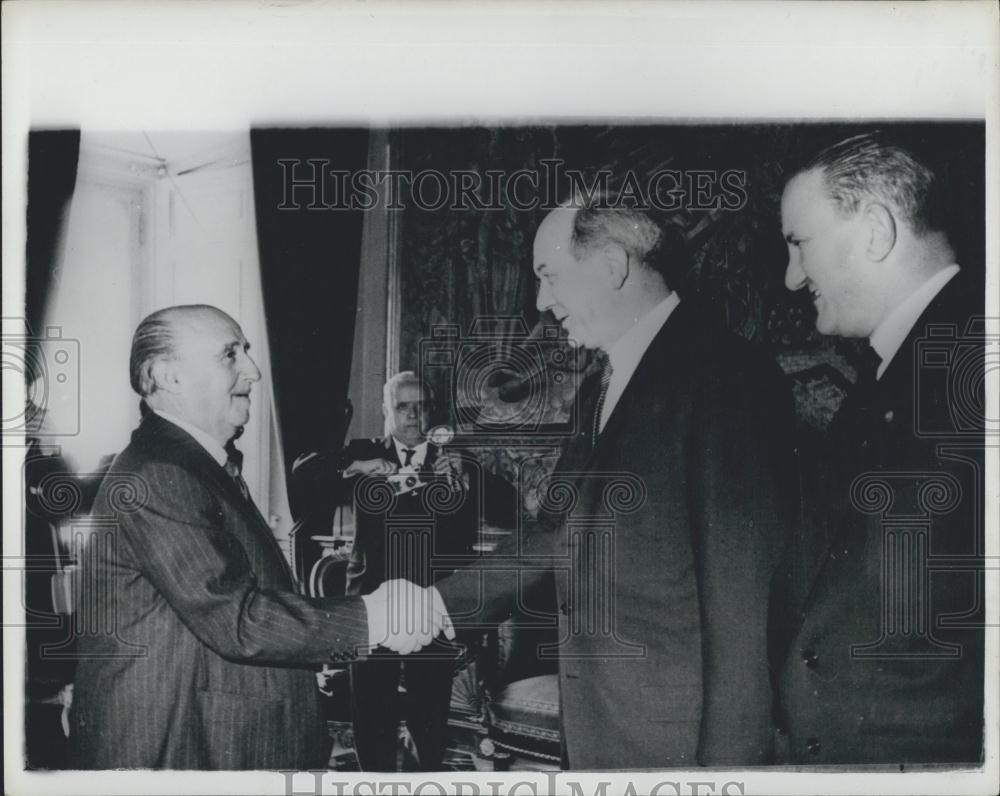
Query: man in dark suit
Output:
[[343, 371, 515, 770], [430, 199, 797, 768], [69, 305, 448, 770], [777, 132, 985, 763]]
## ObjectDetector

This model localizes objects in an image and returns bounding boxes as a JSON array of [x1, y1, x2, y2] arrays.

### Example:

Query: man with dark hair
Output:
[[70, 305, 448, 770], [340, 370, 515, 771], [431, 198, 797, 768], [777, 132, 985, 763]]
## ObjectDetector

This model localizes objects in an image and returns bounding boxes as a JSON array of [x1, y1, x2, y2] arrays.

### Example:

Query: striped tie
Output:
[[592, 356, 613, 445], [224, 446, 251, 502]]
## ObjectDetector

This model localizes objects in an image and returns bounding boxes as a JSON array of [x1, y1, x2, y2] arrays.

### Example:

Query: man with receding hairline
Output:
[[433, 198, 797, 768], [70, 304, 450, 770]]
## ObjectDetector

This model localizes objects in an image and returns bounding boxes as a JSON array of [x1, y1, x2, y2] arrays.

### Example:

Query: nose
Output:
[[241, 351, 262, 383], [536, 279, 553, 313], [785, 252, 807, 292]]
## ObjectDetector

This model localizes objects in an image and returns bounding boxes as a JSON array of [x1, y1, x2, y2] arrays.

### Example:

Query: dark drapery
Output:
[[25, 129, 81, 382], [250, 128, 369, 518]]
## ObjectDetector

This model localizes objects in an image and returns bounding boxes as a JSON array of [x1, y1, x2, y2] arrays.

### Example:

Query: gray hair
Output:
[[801, 132, 943, 235], [567, 194, 687, 290], [382, 371, 433, 437], [129, 304, 220, 397]]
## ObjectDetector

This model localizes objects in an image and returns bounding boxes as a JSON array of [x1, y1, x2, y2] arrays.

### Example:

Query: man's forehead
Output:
[[781, 169, 834, 225], [783, 169, 829, 208], [172, 308, 246, 348], [533, 206, 578, 269], [392, 383, 425, 403]]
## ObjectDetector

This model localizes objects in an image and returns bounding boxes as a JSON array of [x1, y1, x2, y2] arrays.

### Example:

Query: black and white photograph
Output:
[[3, 2, 998, 795]]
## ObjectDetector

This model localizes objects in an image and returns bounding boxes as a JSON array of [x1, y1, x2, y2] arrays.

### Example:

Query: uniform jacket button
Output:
[[807, 737, 821, 755], [883, 409, 894, 423], [802, 649, 819, 669]]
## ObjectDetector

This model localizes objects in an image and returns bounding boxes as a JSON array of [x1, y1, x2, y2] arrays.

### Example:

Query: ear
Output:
[[149, 356, 180, 395], [602, 244, 630, 289], [864, 202, 896, 262]]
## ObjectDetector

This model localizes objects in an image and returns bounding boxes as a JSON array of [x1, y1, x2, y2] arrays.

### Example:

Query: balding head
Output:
[[131, 304, 261, 445], [533, 198, 680, 350]]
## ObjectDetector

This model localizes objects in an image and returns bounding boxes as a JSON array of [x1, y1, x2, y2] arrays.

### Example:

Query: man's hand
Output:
[[361, 579, 455, 654], [344, 458, 398, 478], [432, 449, 469, 490]]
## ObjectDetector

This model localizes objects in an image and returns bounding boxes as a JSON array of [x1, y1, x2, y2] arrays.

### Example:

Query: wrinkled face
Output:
[[169, 308, 261, 446], [781, 169, 878, 338], [533, 208, 618, 350], [384, 382, 429, 448]]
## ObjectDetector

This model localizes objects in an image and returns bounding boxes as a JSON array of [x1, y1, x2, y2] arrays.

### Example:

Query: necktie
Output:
[[592, 355, 614, 445], [402, 448, 416, 467], [856, 340, 882, 390], [224, 446, 251, 502]]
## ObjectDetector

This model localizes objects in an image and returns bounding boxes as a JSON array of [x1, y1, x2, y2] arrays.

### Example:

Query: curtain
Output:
[[250, 128, 369, 518], [24, 129, 81, 388]]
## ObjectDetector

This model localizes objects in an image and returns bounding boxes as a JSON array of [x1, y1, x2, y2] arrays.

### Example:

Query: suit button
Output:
[[807, 737, 821, 755], [883, 410, 894, 423], [802, 649, 819, 669]]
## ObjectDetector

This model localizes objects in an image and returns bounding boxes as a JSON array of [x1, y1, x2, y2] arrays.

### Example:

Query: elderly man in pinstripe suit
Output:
[[69, 305, 450, 770]]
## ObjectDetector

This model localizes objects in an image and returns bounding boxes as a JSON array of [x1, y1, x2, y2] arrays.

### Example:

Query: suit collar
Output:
[[381, 435, 437, 469], [136, 413, 255, 518], [870, 265, 960, 380], [876, 269, 977, 392], [594, 299, 703, 450], [151, 408, 229, 466]]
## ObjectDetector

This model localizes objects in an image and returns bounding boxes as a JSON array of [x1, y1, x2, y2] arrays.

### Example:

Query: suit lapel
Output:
[[584, 300, 695, 470], [381, 437, 401, 467], [138, 414, 295, 585], [794, 272, 978, 629]]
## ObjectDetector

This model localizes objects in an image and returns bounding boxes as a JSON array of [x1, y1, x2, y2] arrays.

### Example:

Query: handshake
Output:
[[361, 579, 455, 655]]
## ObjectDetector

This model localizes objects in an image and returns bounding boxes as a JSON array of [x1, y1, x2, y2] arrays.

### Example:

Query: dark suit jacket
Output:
[[69, 413, 370, 770], [342, 437, 516, 596], [777, 273, 985, 764], [436, 301, 797, 768]]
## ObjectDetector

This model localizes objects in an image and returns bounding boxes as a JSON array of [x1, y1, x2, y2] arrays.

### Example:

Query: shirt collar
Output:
[[605, 292, 681, 385], [153, 409, 229, 467], [392, 437, 427, 465], [870, 265, 960, 379]]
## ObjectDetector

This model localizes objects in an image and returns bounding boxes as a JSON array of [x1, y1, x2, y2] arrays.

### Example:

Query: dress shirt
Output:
[[870, 264, 960, 380], [600, 292, 682, 432], [393, 438, 428, 470], [153, 409, 229, 467]]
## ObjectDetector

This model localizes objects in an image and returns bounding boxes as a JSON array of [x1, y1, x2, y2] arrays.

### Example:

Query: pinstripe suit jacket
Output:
[[69, 413, 370, 770]]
